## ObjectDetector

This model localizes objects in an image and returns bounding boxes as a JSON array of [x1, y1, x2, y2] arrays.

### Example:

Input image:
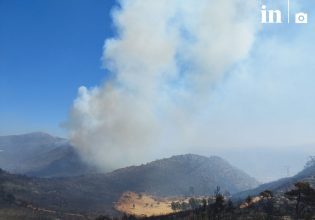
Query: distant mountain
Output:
[[0, 132, 96, 177], [233, 163, 315, 200], [0, 154, 258, 216], [25, 145, 97, 178]]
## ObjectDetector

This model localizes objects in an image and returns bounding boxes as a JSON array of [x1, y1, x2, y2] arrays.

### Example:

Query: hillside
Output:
[[0, 132, 96, 177], [233, 163, 315, 200], [105, 154, 259, 195], [0, 154, 258, 216]]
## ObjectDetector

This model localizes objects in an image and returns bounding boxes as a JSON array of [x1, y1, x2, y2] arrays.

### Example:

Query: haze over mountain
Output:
[[1, 132, 312, 182], [0, 132, 96, 177], [233, 161, 315, 200], [220, 147, 313, 182]]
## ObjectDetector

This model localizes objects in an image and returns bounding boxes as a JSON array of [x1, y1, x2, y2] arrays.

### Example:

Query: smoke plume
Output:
[[68, 0, 258, 170]]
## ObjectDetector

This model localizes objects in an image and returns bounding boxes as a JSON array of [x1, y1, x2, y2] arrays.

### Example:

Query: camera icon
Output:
[[295, 12, 308, 24]]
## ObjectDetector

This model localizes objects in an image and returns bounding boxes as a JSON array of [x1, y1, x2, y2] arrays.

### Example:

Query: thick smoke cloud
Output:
[[68, 0, 258, 170]]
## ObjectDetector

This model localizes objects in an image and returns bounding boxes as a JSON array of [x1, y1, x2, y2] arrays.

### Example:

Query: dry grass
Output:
[[115, 192, 179, 217], [115, 191, 211, 217], [239, 196, 263, 209]]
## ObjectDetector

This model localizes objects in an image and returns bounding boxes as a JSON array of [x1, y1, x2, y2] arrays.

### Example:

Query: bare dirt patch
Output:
[[115, 191, 179, 217]]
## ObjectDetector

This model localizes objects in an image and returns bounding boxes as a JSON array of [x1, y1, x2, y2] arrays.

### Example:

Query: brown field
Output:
[[115, 192, 183, 217]]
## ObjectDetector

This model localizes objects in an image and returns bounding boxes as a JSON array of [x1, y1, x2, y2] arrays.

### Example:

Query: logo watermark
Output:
[[261, 0, 308, 24]]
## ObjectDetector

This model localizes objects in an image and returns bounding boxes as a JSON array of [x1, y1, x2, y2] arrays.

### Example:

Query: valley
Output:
[[0, 133, 315, 219]]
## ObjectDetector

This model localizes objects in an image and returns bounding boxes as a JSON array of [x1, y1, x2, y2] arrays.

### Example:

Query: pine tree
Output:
[[285, 182, 315, 219]]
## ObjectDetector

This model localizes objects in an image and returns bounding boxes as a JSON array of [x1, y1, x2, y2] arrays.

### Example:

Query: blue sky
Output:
[[1, 0, 315, 144], [1, 0, 314, 141], [0, 0, 116, 136]]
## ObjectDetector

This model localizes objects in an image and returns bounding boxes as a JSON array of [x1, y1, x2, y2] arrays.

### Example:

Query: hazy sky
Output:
[[1, 0, 315, 182]]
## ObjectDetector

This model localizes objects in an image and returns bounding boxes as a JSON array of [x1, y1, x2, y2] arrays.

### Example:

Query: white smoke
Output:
[[68, 0, 258, 170]]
